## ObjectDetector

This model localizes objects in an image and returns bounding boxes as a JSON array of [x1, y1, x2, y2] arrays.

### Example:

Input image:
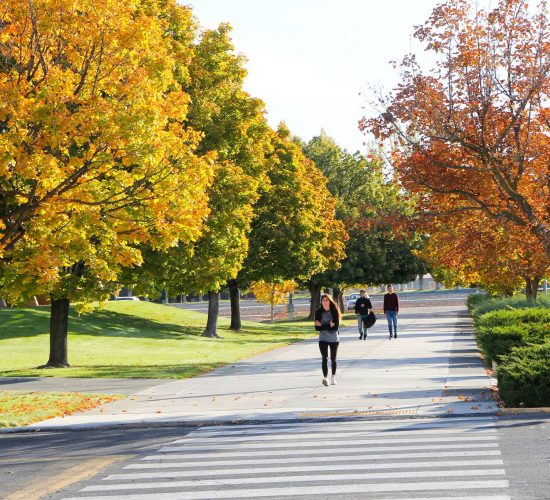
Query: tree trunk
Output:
[[307, 282, 322, 320], [525, 277, 540, 302], [203, 290, 220, 338], [45, 295, 71, 367], [333, 287, 345, 312], [333, 286, 345, 312], [0, 297, 7, 308], [228, 279, 241, 331]]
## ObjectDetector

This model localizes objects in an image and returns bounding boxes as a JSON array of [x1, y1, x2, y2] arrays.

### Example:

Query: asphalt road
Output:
[[1, 415, 548, 499]]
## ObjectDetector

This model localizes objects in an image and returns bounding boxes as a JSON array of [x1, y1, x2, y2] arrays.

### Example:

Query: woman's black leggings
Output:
[[318, 341, 339, 376]]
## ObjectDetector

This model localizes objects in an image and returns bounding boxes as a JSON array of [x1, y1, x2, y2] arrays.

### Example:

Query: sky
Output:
[[186, 0, 445, 153]]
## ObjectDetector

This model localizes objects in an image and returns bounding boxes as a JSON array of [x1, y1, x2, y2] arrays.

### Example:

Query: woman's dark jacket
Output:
[[314, 307, 340, 331]]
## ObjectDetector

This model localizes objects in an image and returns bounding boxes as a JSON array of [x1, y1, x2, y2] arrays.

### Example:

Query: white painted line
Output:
[[141, 450, 501, 465], [175, 432, 498, 445], [183, 422, 499, 438], [107, 467, 506, 482], [125, 458, 504, 472], [158, 442, 499, 455], [183, 427, 498, 441], [185, 417, 498, 435], [87, 469, 506, 491], [167, 435, 498, 449], [383, 497, 509, 500], [63, 480, 510, 499]]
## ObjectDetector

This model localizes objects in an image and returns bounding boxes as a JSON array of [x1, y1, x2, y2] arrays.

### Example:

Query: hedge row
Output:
[[469, 294, 550, 407], [467, 293, 550, 318], [476, 323, 550, 366], [497, 344, 550, 407]]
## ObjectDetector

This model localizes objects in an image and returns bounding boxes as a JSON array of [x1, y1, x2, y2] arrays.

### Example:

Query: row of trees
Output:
[[0, 0, 425, 367], [363, 0, 549, 299]]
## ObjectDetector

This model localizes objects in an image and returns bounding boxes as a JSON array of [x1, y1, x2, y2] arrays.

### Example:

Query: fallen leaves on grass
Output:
[[0, 391, 123, 427]]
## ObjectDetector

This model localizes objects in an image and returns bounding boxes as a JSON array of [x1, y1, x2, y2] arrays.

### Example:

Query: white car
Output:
[[347, 293, 360, 310], [112, 296, 140, 301]]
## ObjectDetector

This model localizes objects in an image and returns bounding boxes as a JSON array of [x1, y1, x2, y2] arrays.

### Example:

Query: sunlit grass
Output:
[[0, 301, 317, 379], [0, 391, 123, 427]]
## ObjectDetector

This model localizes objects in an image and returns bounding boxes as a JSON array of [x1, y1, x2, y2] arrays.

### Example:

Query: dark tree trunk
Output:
[[203, 290, 221, 338], [333, 286, 345, 312], [45, 295, 71, 367], [228, 279, 241, 331], [525, 277, 540, 302], [43, 260, 85, 368], [308, 282, 322, 320]]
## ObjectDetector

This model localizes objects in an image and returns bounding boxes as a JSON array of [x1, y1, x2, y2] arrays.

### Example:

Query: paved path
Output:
[[18, 304, 498, 432], [0, 377, 164, 395]]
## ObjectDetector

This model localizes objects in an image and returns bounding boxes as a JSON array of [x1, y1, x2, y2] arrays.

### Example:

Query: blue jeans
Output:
[[386, 310, 398, 337], [357, 315, 368, 336]]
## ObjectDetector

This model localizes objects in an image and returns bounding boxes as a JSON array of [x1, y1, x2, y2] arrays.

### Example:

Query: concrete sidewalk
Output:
[[15, 304, 499, 431]]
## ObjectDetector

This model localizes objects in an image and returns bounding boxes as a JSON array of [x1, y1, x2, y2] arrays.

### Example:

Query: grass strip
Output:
[[0, 391, 123, 427]]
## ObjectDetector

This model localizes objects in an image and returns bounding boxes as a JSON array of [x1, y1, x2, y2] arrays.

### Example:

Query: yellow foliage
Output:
[[0, 0, 213, 300]]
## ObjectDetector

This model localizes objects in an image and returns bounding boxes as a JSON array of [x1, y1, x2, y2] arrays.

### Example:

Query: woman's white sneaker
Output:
[[330, 375, 337, 385], [322, 377, 329, 386]]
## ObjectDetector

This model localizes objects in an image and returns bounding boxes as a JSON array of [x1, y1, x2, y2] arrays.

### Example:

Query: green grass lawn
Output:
[[0, 301, 318, 379], [0, 391, 123, 427]]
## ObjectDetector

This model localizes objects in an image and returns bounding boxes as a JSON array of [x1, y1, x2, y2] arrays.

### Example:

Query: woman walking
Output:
[[314, 294, 341, 386]]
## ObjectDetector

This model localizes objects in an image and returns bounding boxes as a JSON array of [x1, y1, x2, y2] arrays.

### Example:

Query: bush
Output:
[[497, 343, 550, 407], [476, 323, 550, 365], [467, 293, 490, 313], [476, 308, 550, 329], [470, 295, 550, 318]]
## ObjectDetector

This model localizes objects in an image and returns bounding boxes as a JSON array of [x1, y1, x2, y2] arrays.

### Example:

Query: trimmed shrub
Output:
[[476, 308, 550, 329], [470, 295, 550, 318], [476, 323, 550, 365], [497, 343, 550, 407]]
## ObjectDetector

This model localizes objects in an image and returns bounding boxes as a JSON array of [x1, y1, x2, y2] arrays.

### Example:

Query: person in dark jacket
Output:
[[314, 294, 341, 386], [354, 289, 373, 339], [383, 284, 400, 339]]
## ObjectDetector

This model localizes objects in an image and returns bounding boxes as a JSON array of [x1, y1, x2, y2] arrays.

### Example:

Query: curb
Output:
[[497, 407, 550, 415], [0, 411, 502, 434]]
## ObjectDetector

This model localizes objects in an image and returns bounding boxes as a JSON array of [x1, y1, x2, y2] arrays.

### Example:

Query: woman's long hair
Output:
[[320, 293, 342, 320]]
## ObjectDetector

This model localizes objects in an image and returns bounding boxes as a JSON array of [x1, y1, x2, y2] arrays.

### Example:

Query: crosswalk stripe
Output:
[[157, 442, 499, 456], [160, 438, 499, 452], [63, 480, 510, 500], [140, 450, 501, 465], [185, 416, 497, 432], [102, 468, 506, 484], [124, 458, 504, 472], [176, 431, 497, 445], [382, 497, 510, 500], [62, 418, 509, 500], [183, 420, 498, 438]]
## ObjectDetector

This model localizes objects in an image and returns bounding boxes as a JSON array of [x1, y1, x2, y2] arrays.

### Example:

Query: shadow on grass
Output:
[[0, 306, 314, 341]]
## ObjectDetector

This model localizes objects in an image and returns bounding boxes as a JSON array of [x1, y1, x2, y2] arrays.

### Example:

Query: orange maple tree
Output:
[[363, 0, 550, 266], [421, 212, 549, 298]]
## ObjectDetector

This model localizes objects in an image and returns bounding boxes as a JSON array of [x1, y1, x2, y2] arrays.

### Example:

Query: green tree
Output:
[[301, 133, 425, 316], [228, 125, 347, 329], [125, 23, 271, 338]]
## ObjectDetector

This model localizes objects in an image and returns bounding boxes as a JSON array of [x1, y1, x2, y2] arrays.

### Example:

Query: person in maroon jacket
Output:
[[383, 284, 399, 339]]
